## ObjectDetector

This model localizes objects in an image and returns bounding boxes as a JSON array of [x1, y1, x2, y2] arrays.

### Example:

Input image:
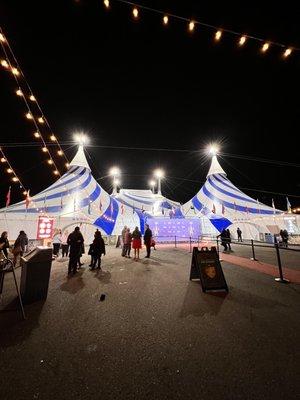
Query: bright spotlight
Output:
[[149, 180, 156, 187], [208, 144, 219, 156], [73, 132, 89, 145], [114, 178, 121, 186], [154, 169, 164, 179], [109, 166, 120, 176]]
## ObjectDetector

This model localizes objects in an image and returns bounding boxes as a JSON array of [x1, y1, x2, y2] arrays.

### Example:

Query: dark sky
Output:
[[1, 0, 300, 209]]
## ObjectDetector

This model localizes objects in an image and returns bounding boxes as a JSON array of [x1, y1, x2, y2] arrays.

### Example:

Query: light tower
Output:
[[109, 166, 121, 195], [149, 180, 156, 194], [154, 169, 164, 195]]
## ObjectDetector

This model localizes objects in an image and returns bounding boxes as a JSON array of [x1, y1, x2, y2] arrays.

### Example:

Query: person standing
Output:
[[124, 228, 132, 258], [132, 226, 142, 261], [52, 229, 62, 257], [67, 227, 84, 275], [90, 231, 106, 270], [0, 231, 10, 258], [144, 224, 153, 258], [13, 230, 28, 265], [237, 227, 242, 242], [282, 229, 289, 248], [217, 229, 228, 252], [121, 226, 127, 257], [226, 229, 232, 251], [61, 230, 69, 258]]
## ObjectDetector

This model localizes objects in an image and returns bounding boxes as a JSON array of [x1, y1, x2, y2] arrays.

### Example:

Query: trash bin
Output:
[[264, 233, 274, 244], [20, 246, 53, 304]]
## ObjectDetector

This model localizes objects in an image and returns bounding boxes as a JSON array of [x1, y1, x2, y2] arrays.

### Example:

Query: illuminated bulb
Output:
[[42, 147, 48, 152], [11, 67, 20, 76], [188, 21, 195, 32], [12, 177, 19, 182], [29, 94, 36, 101], [7, 168, 13, 173], [50, 134, 56, 141], [53, 170, 59, 176], [34, 132, 40, 138], [1, 60, 9, 68], [0, 33, 6, 42], [283, 48, 292, 58], [132, 7, 138, 18], [163, 15, 169, 25], [57, 150, 63, 156], [103, 0, 109, 8], [261, 42, 270, 52], [23, 191, 27, 196], [26, 112, 33, 120], [65, 163, 70, 168], [38, 117, 44, 124], [239, 35, 247, 46], [0, 157, 6, 163], [215, 30, 222, 41], [16, 89, 23, 96], [48, 159, 53, 165]]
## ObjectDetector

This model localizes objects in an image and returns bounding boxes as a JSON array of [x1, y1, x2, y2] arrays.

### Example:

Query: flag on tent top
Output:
[[60, 194, 63, 210], [212, 204, 216, 214], [222, 203, 225, 215], [257, 199, 261, 214], [245, 205, 249, 214], [6, 186, 11, 208], [121, 203, 124, 215], [88, 200, 91, 215], [142, 205, 145, 213], [234, 201, 237, 213], [272, 199, 275, 214], [25, 190, 30, 210], [99, 199, 102, 211], [286, 197, 292, 213]]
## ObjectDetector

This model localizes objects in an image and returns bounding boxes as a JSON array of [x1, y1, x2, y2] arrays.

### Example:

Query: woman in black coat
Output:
[[0, 231, 10, 258], [90, 231, 106, 270]]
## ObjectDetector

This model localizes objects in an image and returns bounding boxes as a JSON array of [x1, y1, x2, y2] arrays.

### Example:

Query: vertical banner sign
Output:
[[37, 216, 54, 240]]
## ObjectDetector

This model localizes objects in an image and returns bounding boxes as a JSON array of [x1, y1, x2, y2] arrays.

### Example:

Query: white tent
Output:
[[183, 156, 299, 240], [0, 146, 142, 241]]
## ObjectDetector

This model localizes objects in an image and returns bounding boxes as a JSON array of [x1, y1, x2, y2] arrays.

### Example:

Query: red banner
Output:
[[37, 216, 54, 240]]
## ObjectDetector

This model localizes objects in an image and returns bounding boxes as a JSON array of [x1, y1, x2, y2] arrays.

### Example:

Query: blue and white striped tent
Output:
[[0, 146, 142, 240], [183, 156, 285, 239]]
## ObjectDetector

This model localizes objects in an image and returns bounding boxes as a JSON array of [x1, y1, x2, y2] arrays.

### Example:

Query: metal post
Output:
[[250, 239, 257, 261], [189, 236, 192, 253], [274, 237, 290, 283], [197, 235, 200, 248], [216, 237, 220, 256], [175, 235, 177, 248]]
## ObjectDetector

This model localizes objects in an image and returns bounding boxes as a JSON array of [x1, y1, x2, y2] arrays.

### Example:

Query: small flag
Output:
[[286, 197, 292, 213], [245, 205, 249, 214], [99, 199, 102, 211], [88, 201, 91, 215], [234, 201, 237, 213], [222, 203, 225, 215], [162, 207, 165, 215], [133, 206, 135, 214], [5, 186, 11, 207], [110, 200, 113, 215], [212, 203, 216, 214], [25, 189, 30, 210], [257, 199, 260, 214], [272, 198, 275, 214], [60, 194, 63, 210], [121, 203, 124, 215]]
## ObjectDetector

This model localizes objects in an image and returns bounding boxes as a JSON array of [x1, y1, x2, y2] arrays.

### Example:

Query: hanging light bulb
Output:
[[188, 21, 195, 32], [34, 132, 40, 138], [132, 7, 139, 19], [0, 157, 6, 163], [1, 59, 9, 68], [53, 170, 59, 175], [57, 150, 63, 156], [163, 15, 169, 25], [11, 67, 20, 76], [23, 191, 27, 196], [0, 33, 6, 43], [7, 168, 13, 173], [50, 134, 56, 141], [215, 30, 222, 41], [65, 163, 70, 168], [261, 42, 270, 52], [239, 35, 247, 46], [283, 48, 292, 58], [48, 159, 53, 165], [26, 112, 33, 120], [16, 89, 23, 96], [38, 117, 44, 124], [42, 147, 48, 152], [103, 0, 109, 8], [12, 177, 19, 182], [29, 94, 36, 101]]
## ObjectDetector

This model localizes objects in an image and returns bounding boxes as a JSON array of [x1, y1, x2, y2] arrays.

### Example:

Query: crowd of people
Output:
[[120, 224, 155, 261]]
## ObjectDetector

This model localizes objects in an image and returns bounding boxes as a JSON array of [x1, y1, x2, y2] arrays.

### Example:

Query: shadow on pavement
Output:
[[60, 270, 85, 294]]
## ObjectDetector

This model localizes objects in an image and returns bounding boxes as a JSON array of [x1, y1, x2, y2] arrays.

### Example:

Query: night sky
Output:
[[1, 0, 299, 209]]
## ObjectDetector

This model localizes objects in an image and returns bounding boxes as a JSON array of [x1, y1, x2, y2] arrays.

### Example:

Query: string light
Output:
[[12, 177, 19, 182], [42, 147, 48, 152], [11, 67, 20, 76], [132, 7, 139, 19], [0, 147, 27, 194], [0, 157, 6, 163], [34, 132, 40, 138], [53, 170, 59, 175], [29, 94, 36, 101], [23, 191, 27, 196], [38, 117, 45, 124], [163, 15, 169, 25], [57, 150, 63, 156], [283, 48, 292, 58], [188, 21, 195, 32], [26, 112, 33, 120], [48, 159, 53, 165], [7, 168, 13, 174], [239, 35, 247, 46], [0, 33, 6, 43], [261, 42, 270, 53], [215, 30, 222, 41], [50, 134, 56, 141], [1, 59, 9, 68], [103, 0, 110, 8], [65, 163, 70, 168], [16, 89, 23, 96]]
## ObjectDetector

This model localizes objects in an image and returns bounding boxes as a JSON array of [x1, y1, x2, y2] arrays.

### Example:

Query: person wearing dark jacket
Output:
[[217, 229, 228, 251], [226, 229, 232, 251], [144, 224, 153, 258], [13, 230, 28, 264], [90, 230, 106, 270], [0, 231, 10, 258], [67, 227, 84, 275]]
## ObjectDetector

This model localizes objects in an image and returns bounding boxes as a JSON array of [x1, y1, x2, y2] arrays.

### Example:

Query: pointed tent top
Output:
[[69, 145, 91, 170], [207, 155, 226, 177]]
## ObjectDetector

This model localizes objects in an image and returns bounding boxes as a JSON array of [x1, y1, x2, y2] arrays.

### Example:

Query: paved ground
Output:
[[1, 246, 300, 400]]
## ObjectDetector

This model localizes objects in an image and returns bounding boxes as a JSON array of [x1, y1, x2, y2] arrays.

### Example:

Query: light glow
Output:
[[188, 21, 195, 32], [154, 169, 164, 179]]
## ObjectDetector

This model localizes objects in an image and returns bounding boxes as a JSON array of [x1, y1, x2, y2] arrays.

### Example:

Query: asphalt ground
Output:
[[1, 246, 299, 400]]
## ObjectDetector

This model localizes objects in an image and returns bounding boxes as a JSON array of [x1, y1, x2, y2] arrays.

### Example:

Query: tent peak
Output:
[[207, 155, 226, 177], [69, 145, 91, 170]]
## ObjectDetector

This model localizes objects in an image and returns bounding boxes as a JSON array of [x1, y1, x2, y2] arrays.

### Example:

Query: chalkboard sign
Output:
[[190, 246, 228, 293]]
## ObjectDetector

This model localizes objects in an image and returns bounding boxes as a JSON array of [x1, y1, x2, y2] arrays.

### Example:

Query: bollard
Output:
[[175, 236, 177, 248], [250, 239, 258, 261], [189, 236, 192, 253], [197, 235, 200, 248], [274, 238, 290, 283]]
